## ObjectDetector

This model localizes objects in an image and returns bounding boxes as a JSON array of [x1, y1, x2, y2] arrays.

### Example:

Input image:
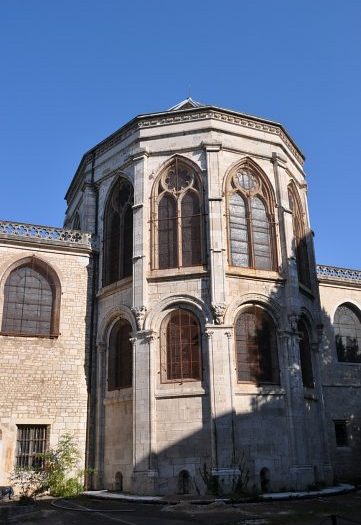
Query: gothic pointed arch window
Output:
[[234, 305, 280, 384], [298, 316, 314, 388], [160, 308, 202, 382], [288, 184, 311, 289], [108, 318, 133, 390], [103, 178, 134, 286], [152, 157, 203, 270], [1, 257, 61, 337], [334, 303, 361, 363], [227, 160, 276, 271]]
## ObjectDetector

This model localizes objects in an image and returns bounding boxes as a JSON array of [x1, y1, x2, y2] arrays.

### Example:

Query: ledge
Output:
[[226, 267, 284, 283], [155, 388, 207, 399], [148, 266, 208, 282]]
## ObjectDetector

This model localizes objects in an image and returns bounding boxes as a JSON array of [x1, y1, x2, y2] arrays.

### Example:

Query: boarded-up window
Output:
[[2, 258, 60, 337], [161, 309, 201, 382], [103, 179, 134, 286], [153, 158, 204, 269], [334, 304, 361, 363], [288, 186, 311, 289], [298, 317, 314, 388], [16, 425, 49, 469], [228, 162, 276, 271], [235, 306, 279, 384], [108, 319, 133, 390]]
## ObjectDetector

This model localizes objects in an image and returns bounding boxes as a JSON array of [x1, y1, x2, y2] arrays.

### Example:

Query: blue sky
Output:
[[1, 0, 360, 268]]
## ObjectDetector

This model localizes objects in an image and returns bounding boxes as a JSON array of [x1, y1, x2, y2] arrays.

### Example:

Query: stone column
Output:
[[132, 330, 158, 494], [131, 150, 148, 330], [82, 181, 97, 234], [94, 342, 106, 489], [206, 327, 238, 491]]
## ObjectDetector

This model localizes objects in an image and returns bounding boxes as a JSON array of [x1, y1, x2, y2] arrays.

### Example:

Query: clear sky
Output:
[[1, 0, 360, 268]]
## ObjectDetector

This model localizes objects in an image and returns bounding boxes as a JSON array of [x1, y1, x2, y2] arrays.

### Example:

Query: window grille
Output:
[[334, 304, 361, 363], [2, 258, 60, 337], [227, 161, 276, 271], [108, 319, 133, 390], [288, 185, 311, 289], [103, 178, 133, 286], [298, 317, 314, 388], [152, 158, 204, 270], [161, 308, 201, 382], [235, 305, 279, 384], [334, 420, 348, 447], [16, 425, 49, 469]]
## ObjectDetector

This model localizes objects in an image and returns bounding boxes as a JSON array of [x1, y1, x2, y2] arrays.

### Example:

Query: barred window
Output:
[[108, 319, 133, 390], [235, 306, 279, 384], [288, 185, 311, 289], [334, 304, 361, 363], [103, 178, 134, 286], [1, 257, 60, 337], [16, 425, 49, 469], [152, 157, 204, 270], [298, 317, 314, 388], [227, 160, 276, 271], [161, 308, 201, 382]]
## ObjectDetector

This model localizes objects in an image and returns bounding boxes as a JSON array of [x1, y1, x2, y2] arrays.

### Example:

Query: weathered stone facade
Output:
[[0, 99, 360, 495]]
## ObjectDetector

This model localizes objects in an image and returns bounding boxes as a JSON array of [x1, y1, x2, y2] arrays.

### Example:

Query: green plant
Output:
[[39, 433, 84, 497], [9, 468, 46, 501], [199, 463, 220, 495]]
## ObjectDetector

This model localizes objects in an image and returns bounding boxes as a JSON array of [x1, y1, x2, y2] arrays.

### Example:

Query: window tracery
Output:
[[227, 161, 276, 271], [234, 305, 279, 384], [334, 303, 361, 363], [103, 178, 134, 286], [152, 158, 203, 270], [160, 308, 202, 382]]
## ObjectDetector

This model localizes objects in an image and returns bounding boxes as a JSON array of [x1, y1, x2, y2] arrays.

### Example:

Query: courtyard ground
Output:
[[1, 490, 361, 525]]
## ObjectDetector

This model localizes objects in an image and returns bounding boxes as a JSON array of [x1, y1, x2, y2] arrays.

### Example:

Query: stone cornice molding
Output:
[[317, 264, 361, 286]]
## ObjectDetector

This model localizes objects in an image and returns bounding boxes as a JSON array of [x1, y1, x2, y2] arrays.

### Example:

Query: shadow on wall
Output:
[[89, 229, 361, 496]]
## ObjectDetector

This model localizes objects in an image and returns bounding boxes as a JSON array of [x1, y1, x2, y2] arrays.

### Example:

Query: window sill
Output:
[[234, 383, 285, 395], [226, 267, 284, 282], [148, 266, 208, 281], [0, 331, 59, 339], [304, 388, 318, 401], [155, 387, 207, 399], [104, 387, 132, 404], [97, 276, 132, 298], [336, 361, 361, 366]]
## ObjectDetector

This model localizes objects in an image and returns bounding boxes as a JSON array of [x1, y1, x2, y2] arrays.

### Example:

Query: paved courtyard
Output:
[[1, 490, 361, 525]]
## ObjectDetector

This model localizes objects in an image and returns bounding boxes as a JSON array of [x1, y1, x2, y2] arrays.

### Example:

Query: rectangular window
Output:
[[16, 425, 49, 468], [334, 420, 348, 447]]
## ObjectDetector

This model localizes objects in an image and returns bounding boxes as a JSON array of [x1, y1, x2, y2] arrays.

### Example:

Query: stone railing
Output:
[[317, 264, 361, 283], [0, 220, 94, 249]]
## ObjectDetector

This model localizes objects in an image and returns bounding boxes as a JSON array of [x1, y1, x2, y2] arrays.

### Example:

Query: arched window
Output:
[[288, 185, 311, 289], [72, 212, 81, 231], [235, 306, 279, 384], [103, 178, 134, 286], [161, 308, 201, 382], [108, 319, 133, 390], [153, 157, 203, 269], [227, 160, 276, 271], [334, 304, 361, 363], [298, 317, 314, 388], [1, 257, 60, 337]]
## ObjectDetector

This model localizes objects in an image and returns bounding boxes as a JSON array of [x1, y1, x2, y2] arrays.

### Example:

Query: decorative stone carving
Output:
[[131, 306, 147, 331], [288, 314, 299, 332], [211, 303, 227, 325], [317, 264, 361, 283]]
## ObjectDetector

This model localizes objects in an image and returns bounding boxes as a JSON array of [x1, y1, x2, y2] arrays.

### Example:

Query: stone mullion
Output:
[[94, 342, 106, 489]]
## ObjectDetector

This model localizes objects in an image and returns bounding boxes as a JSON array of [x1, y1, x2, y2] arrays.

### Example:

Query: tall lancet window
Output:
[[152, 157, 203, 269], [103, 178, 134, 286], [288, 184, 311, 289], [227, 160, 276, 271]]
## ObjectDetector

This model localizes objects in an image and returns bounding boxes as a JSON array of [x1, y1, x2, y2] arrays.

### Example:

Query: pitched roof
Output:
[[168, 97, 205, 111]]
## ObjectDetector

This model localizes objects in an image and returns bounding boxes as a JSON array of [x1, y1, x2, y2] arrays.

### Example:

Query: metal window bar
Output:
[[16, 425, 49, 469]]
